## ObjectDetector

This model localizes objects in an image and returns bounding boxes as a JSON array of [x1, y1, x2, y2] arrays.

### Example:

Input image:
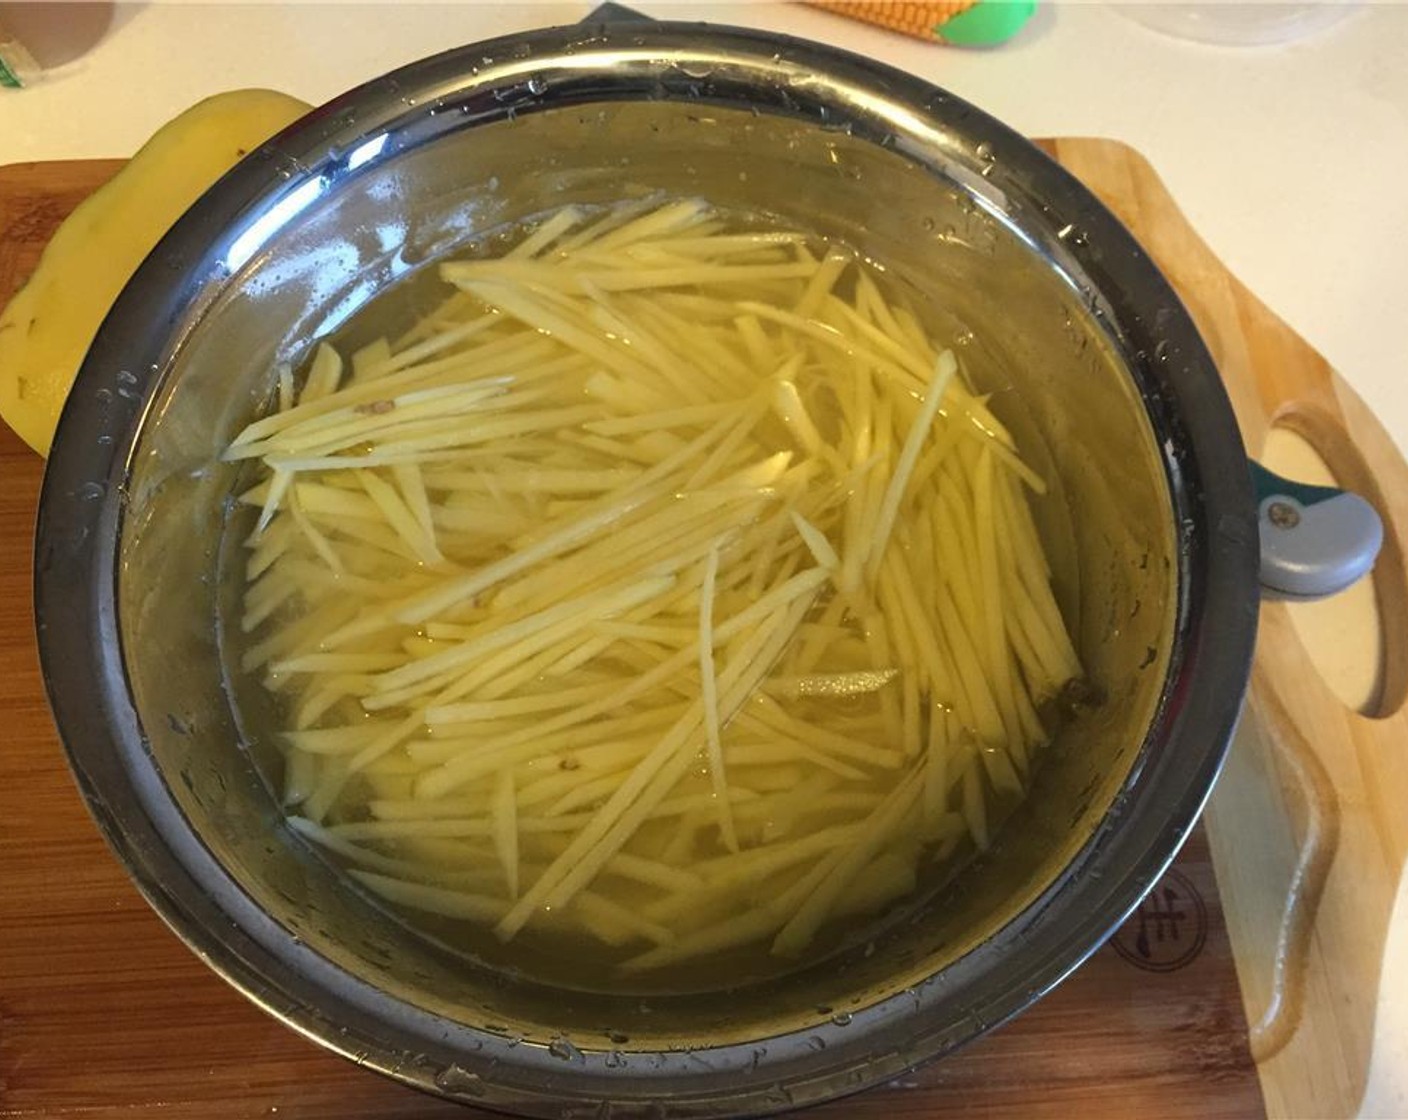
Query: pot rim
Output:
[[33, 18, 1259, 1115]]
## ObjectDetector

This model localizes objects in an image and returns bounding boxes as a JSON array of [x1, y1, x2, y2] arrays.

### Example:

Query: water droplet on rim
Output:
[[548, 1036, 584, 1062], [434, 1064, 485, 1096]]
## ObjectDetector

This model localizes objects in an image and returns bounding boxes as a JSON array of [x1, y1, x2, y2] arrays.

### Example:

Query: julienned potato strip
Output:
[[229, 198, 1081, 970]]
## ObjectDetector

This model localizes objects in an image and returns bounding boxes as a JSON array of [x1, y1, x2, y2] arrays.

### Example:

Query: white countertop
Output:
[[3, 2, 1406, 1115]]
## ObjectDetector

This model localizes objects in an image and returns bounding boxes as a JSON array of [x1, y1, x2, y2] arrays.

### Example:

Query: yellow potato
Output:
[[0, 88, 311, 455]]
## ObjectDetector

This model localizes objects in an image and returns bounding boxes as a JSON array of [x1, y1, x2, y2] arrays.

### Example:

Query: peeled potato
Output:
[[0, 88, 312, 455]]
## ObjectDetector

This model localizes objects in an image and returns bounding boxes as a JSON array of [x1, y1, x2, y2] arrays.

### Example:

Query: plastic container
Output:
[[0, 19, 40, 87], [1113, 2, 1359, 47]]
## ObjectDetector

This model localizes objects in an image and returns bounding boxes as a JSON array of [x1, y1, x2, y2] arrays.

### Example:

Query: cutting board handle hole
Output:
[[1264, 408, 1406, 719]]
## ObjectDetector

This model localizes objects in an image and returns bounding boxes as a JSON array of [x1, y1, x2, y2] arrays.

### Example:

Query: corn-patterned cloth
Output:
[[807, 1, 1035, 45]]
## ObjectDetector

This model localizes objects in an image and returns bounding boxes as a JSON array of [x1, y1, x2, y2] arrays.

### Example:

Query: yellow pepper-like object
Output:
[[0, 88, 312, 455]]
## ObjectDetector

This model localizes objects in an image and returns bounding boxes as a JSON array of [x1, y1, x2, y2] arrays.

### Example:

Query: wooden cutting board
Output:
[[0, 138, 1399, 1119], [1033, 139, 1408, 1120]]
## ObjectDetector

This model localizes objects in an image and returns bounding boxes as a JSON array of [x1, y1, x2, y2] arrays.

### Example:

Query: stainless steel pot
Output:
[[33, 15, 1317, 1116]]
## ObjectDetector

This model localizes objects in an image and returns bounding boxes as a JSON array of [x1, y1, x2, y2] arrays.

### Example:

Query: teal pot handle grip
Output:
[[1251, 460, 1383, 601]]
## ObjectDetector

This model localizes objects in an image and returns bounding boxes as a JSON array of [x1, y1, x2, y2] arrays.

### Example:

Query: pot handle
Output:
[[1251, 460, 1382, 601], [584, 2, 650, 21]]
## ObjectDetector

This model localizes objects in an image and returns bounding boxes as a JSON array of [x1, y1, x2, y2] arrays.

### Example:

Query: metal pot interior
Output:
[[98, 40, 1201, 1106]]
